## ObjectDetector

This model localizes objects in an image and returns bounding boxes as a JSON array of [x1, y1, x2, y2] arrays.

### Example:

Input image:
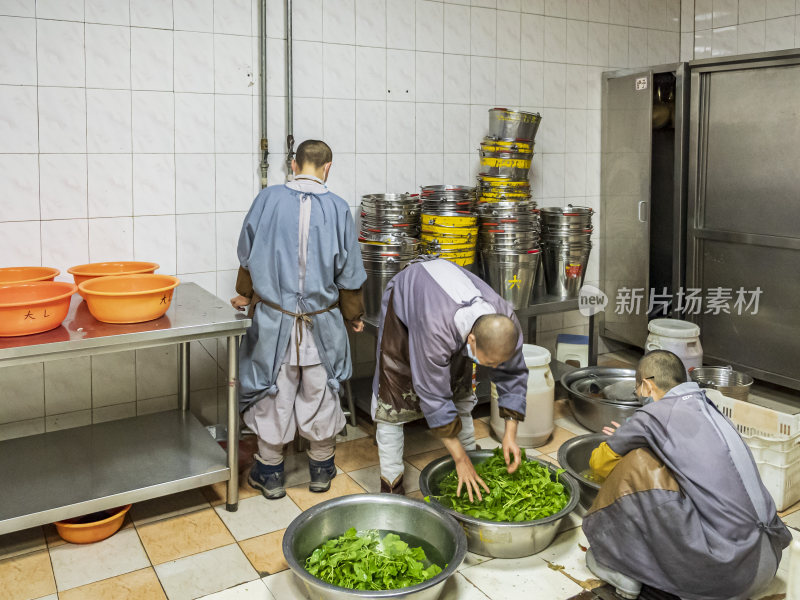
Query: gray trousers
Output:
[[375, 395, 477, 482], [243, 363, 345, 465]]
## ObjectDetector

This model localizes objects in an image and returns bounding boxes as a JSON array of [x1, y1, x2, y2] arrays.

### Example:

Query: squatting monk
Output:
[[584, 350, 791, 600]]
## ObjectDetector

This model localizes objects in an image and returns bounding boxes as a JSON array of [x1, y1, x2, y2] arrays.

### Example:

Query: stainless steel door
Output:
[[687, 51, 800, 389], [600, 70, 653, 348]]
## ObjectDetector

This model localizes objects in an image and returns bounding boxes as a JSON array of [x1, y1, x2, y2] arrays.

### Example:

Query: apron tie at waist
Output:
[[262, 299, 339, 364]]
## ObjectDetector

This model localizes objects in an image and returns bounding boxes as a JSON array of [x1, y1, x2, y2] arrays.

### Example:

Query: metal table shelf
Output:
[[0, 283, 251, 534]]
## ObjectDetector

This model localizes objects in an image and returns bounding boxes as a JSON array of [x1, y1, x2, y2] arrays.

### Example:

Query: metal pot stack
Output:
[[358, 193, 421, 321], [418, 185, 479, 269], [358, 193, 420, 242], [476, 109, 542, 309], [478, 201, 541, 310], [539, 206, 593, 299], [477, 108, 541, 203]]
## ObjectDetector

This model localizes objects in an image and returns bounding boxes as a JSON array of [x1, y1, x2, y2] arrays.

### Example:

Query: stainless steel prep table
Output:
[[0, 283, 251, 535]]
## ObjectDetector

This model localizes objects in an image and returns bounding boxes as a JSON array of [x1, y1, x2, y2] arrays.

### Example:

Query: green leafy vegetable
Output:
[[304, 528, 443, 590], [425, 448, 569, 522]]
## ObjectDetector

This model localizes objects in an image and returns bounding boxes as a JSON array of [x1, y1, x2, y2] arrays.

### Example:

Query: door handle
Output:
[[638, 201, 648, 223]]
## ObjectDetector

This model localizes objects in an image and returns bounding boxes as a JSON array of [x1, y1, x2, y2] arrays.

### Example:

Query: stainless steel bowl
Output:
[[557, 433, 606, 509], [283, 494, 467, 600], [561, 367, 642, 432], [418, 450, 580, 558]]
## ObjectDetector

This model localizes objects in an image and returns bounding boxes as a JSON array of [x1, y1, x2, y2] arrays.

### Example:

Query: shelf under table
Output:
[[0, 410, 228, 535]]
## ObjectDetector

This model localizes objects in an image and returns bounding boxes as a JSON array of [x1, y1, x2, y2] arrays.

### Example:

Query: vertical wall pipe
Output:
[[259, 0, 269, 188], [285, 0, 295, 181]]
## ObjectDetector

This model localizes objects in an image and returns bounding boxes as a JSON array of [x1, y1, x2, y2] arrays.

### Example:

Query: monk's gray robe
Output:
[[582, 382, 791, 600], [370, 257, 528, 431], [237, 184, 366, 411]]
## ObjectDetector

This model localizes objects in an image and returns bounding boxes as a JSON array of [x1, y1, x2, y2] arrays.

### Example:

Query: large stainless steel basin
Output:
[[418, 450, 579, 558], [282, 494, 467, 600], [557, 433, 607, 509], [561, 367, 642, 432]]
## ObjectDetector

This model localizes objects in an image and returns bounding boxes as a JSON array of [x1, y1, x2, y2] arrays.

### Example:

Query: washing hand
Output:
[[602, 421, 621, 436]]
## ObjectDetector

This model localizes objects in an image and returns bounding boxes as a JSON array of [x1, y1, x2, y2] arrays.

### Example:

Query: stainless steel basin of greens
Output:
[[282, 494, 467, 600], [418, 450, 579, 558], [557, 433, 607, 510]]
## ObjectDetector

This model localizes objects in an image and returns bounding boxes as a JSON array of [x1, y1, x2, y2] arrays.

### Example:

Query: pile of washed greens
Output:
[[304, 527, 443, 590], [426, 448, 569, 522]]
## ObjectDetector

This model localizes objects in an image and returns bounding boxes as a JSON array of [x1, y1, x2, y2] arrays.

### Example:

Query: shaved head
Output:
[[636, 350, 687, 392], [472, 314, 519, 366]]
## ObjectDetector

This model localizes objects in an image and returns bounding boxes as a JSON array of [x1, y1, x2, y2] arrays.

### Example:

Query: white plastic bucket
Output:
[[490, 344, 554, 447], [645, 318, 703, 377]]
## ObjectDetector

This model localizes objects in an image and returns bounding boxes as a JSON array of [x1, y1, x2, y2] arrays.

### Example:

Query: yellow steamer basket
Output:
[[434, 248, 476, 259], [421, 234, 476, 246], [480, 139, 534, 154], [420, 212, 478, 227], [421, 239, 476, 251], [479, 190, 532, 201], [479, 152, 532, 170], [478, 177, 530, 188], [449, 255, 477, 267], [420, 223, 479, 237]]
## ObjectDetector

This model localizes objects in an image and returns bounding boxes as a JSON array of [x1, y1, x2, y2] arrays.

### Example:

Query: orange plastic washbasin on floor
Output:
[[0, 281, 77, 337], [78, 274, 180, 324], [0, 266, 60, 285], [67, 261, 159, 286], [54, 504, 132, 544]]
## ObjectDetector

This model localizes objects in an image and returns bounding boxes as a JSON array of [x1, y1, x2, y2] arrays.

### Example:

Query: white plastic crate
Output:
[[745, 433, 800, 465], [754, 456, 800, 512], [707, 389, 800, 439], [707, 390, 800, 510]]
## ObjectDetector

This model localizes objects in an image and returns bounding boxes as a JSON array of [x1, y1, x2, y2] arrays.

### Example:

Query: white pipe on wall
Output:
[[259, 0, 269, 188], [285, 0, 294, 182]]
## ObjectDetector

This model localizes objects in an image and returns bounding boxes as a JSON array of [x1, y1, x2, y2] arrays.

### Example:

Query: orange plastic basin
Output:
[[54, 505, 132, 544], [78, 274, 180, 324], [68, 261, 159, 286], [0, 282, 77, 337], [0, 266, 60, 285]]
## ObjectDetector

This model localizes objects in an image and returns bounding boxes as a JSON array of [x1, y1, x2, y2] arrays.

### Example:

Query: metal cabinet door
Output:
[[600, 70, 653, 348], [687, 52, 800, 389]]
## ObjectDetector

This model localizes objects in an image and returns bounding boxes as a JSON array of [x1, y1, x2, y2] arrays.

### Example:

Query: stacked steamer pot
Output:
[[358, 193, 420, 321], [539, 205, 593, 299], [419, 185, 479, 270], [477, 109, 542, 309]]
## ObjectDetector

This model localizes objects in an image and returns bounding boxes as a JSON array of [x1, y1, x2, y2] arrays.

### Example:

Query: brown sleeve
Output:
[[429, 416, 463, 438], [235, 266, 254, 298], [498, 407, 525, 422], [338, 287, 365, 322]]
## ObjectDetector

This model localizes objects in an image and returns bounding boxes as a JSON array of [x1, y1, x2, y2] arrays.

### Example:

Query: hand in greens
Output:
[[426, 448, 569, 522], [304, 528, 443, 590]]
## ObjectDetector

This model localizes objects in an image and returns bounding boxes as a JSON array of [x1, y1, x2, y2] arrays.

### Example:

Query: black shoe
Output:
[[247, 455, 285, 499], [308, 456, 336, 493], [379, 475, 406, 495]]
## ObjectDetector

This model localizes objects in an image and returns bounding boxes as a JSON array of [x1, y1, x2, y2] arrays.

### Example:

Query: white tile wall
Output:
[[0, 1, 684, 431], [0, 3, 256, 432], [686, 0, 800, 58]]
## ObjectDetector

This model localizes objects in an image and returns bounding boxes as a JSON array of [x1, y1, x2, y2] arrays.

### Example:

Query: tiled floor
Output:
[[2, 367, 799, 600]]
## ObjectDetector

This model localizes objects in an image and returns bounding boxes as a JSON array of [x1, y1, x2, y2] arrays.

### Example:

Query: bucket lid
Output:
[[522, 344, 550, 367], [648, 318, 700, 339]]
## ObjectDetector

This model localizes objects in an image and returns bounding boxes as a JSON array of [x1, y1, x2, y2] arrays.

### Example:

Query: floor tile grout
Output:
[[9, 406, 797, 600]]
